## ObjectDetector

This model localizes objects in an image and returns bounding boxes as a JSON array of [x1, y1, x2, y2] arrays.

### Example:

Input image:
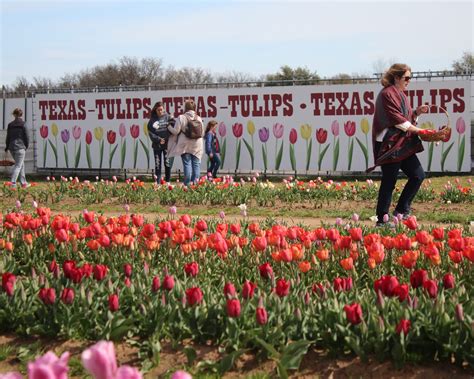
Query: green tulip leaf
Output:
[[441, 142, 454, 172], [355, 137, 368, 169], [457, 135, 465, 171], [276, 141, 284, 170], [75, 142, 82, 169], [318, 143, 330, 171]]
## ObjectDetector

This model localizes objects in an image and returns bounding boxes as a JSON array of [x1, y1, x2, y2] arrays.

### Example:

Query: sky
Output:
[[1, 0, 473, 86]]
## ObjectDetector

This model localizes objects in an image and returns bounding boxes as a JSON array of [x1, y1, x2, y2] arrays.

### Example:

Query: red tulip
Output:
[[226, 298, 241, 318], [186, 287, 203, 306], [152, 276, 160, 292], [130, 124, 140, 139], [258, 263, 273, 279], [403, 216, 418, 230], [344, 303, 362, 325], [109, 294, 119, 312], [195, 219, 207, 232], [275, 278, 290, 297], [2, 272, 16, 297], [242, 280, 257, 299], [423, 279, 438, 298], [162, 275, 175, 291], [93, 264, 108, 281], [442, 273, 455, 289], [230, 223, 241, 235], [224, 282, 236, 298], [123, 263, 133, 278], [448, 250, 463, 264], [256, 307, 268, 325], [431, 227, 445, 240], [184, 262, 199, 277], [316, 128, 328, 144], [410, 269, 428, 288], [252, 236, 267, 252], [393, 284, 409, 302], [39, 288, 56, 305], [180, 214, 191, 226], [289, 128, 297, 144], [349, 227, 362, 241], [55, 229, 69, 243], [396, 318, 411, 335], [40, 125, 49, 139], [107, 130, 116, 144], [60, 287, 75, 305], [85, 130, 93, 145], [232, 123, 243, 138], [344, 121, 356, 137]]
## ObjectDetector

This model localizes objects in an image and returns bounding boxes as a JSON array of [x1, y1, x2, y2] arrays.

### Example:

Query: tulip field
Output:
[[0, 175, 473, 378]]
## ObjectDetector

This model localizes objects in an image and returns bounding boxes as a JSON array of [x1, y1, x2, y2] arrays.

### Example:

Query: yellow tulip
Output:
[[360, 119, 370, 135], [300, 124, 312, 140], [51, 123, 59, 137], [247, 120, 255, 136], [143, 122, 149, 137], [94, 127, 104, 141]]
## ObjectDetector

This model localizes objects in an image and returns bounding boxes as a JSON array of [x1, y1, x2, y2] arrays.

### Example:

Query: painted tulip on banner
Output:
[[61, 129, 70, 168], [40, 125, 49, 167], [243, 120, 255, 170], [218, 122, 227, 169], [344, 121, 356, 170], [421, 122, 435, 171], [441, 120, 454, 171], [289, 128, 297, 171], [273, 123, 285, 170], [94, 127, 104, 169], [50, 123, 59, 168], [119, 122, 127, 169], [141, 122, 151, 170], [72, 125, 82, 169], [300, 124, 312, 171], [316, 128, 330, 171], [85, 130, 93, 169], [356, 118, 370, 170], [130, 124, 140, 169], [232, 123, 243, 172], [456, 117, 466, 171], [107, 130, 118, 169], [331, 120, 340, 171], [258, 127, 269, 172]]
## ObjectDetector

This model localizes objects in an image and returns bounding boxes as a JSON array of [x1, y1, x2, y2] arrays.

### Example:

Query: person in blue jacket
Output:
[[204, 120, 220, 179], [147, 102, 174, 183]]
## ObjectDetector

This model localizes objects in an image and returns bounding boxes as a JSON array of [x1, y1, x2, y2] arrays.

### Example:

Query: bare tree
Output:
[[214, 70, 258, 84], [452, 51, 473, 74], [265, 65, 320, 86], [372, 58, 398, 76]]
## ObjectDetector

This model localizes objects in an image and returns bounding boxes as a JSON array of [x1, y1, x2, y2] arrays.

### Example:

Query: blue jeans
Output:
[[10, 149, 27, 185], [208, 154, 221, 178], [181, 153, 201, 186], [375, 143, 425, 223]]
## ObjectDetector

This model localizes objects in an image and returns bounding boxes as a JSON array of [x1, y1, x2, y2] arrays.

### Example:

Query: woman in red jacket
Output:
[[372, 64, 429, 226]]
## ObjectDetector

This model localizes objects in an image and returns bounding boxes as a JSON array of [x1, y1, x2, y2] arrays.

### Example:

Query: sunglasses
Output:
[[403, 76, 412, 82]]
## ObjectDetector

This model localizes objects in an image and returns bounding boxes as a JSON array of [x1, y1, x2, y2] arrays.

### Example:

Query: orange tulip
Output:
[[316, 248, 330, 261], [298, 261, 311, 273], [340, 257, 354, 270]]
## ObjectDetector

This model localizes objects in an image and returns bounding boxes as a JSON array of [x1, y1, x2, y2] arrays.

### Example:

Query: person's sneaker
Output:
[[21, 183, 31, 189], [376, 221, 396, 229]]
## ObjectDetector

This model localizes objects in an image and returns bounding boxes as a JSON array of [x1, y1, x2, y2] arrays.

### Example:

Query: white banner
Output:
[[33, 80, 471, 173]]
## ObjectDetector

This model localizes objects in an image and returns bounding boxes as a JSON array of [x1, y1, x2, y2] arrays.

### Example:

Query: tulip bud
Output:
[[376, 289, 385, 308], [455, 304, 464, 322], [294, 307, 302, 321], [304, 292, 310, 305]]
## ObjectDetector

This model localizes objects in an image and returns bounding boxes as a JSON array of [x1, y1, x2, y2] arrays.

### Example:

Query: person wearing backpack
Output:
[[147, 101, 174, 184], [204, 120, 220, 179], [167, 99, 204, 186]]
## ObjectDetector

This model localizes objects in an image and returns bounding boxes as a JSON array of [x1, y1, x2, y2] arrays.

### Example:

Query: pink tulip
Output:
[[119, 123, 126, 138], [28, 351, 70, 379], [273, 123, 284, 139], [331, 120, 340, 136], [456, 117, 466, 134], [115, 366, 143, 379], [218, 122, 227, 137], [73, 125, 82, 140], [0, 373, 23, 379], [81, 341, 117, 379], [171, 371, 192, 379]]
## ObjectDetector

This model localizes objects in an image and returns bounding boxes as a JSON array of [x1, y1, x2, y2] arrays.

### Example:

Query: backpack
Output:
[[183, 114, 203, 139]]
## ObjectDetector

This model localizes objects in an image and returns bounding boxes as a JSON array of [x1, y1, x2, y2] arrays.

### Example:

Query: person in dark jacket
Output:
[[372, 64, 429, 227], [204, 120, 220, 179], [5, 108, 30, 188], [147, 101, 174, 184]]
